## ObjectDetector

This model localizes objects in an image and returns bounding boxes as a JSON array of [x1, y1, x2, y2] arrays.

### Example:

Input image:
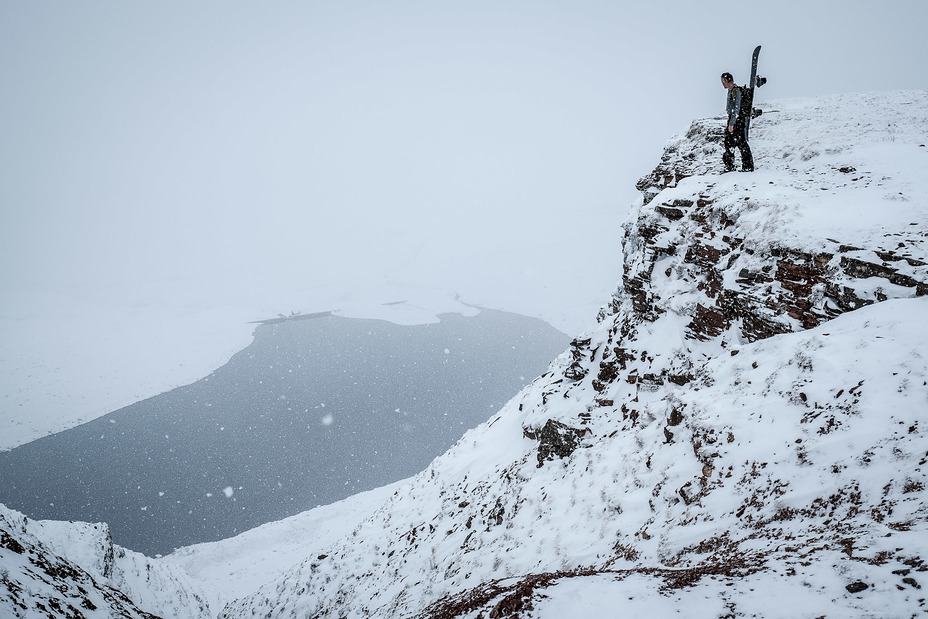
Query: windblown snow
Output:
[[2, 90, 927, 618]]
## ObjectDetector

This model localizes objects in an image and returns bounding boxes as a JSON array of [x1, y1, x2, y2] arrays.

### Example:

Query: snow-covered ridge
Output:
[[2, 91, 926, 618], [0, 482, 401, 618], [218, 90, 928, 618], [0, 503, 209, 618]]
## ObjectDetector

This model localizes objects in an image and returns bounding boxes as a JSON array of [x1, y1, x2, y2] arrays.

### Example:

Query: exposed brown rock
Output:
[[686, 304, 728, 341]]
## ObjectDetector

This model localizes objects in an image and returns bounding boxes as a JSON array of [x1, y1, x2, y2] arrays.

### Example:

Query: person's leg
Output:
[[740, 139, 754, 172], [722, 132, 736, 171]]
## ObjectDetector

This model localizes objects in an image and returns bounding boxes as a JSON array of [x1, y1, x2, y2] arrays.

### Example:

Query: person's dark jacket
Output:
[[726, 85, 745, 127]]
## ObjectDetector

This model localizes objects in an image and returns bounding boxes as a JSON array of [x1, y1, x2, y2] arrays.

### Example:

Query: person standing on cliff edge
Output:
[[721, 72, 754, 172]]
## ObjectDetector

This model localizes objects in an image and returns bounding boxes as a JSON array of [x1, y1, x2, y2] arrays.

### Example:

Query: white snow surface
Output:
[[161, 480, 405, 615], [2, 90, 927, 618]]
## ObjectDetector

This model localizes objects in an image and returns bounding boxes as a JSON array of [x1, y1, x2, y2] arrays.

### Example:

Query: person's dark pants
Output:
[[723, 124, 754, 171]]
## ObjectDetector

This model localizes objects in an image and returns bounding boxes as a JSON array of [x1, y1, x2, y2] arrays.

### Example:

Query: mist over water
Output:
[[0, 310, 568, 556]]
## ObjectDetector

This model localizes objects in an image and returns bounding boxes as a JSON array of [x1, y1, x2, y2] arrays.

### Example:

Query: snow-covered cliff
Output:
[[3, 90, 926, 618], [219, 91, 928, 618]]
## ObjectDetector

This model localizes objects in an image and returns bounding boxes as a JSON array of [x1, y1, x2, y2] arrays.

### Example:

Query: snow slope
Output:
[[161, 481, 405, 615], [215, 91, 928, 618]]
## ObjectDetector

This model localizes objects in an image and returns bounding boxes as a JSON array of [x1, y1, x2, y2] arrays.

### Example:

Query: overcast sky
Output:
[[1, 0, 925, 319]]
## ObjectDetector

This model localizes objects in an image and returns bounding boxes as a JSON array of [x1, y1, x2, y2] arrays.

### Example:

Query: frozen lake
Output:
[[0, 309, 568, 556]]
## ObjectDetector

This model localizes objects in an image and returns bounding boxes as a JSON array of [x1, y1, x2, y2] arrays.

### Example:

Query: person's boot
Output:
[[741, 147, 754, 172], [722, 151, 735, 172]]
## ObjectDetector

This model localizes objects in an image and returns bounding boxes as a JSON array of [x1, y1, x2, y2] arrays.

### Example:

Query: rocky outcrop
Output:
[[623, 160, 928, 348], [634, 119, 728, 205], [523, 419, 588, 467]]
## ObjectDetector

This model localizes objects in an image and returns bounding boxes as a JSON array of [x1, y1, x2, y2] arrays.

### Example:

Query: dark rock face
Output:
[[524, 420, 587, 467], [564, 337, 592, 381], [681, 246, 838, 341]]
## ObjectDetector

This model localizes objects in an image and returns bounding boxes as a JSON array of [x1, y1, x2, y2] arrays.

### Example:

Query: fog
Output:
[[1, 3, 925, 451], [4, 2, 923, 301]]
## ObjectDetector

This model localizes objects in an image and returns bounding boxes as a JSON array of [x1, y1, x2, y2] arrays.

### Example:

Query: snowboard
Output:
[[743, 45, 762, 140]]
